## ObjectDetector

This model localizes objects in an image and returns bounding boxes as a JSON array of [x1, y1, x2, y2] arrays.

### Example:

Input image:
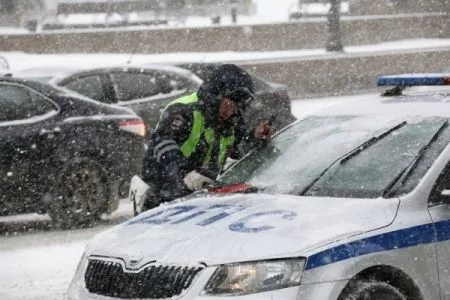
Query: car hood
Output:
[[87, 193, 398, 267]]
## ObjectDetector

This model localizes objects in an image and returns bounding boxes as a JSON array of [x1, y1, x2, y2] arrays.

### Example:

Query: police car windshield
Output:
[[218, 115, 450, 198]]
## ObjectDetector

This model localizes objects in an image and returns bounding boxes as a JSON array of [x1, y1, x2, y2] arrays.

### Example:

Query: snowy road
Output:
[[0, 94, 368, 300], [2, 39, 450, 72]]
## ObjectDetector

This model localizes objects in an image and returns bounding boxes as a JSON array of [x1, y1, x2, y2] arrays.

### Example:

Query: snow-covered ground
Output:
[[0, 93, 368, 300], [1, 38, 449, 73]]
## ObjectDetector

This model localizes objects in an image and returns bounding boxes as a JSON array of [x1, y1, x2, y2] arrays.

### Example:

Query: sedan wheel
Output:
[[49, 158, 108, 228], [340, 280, 407, 300]]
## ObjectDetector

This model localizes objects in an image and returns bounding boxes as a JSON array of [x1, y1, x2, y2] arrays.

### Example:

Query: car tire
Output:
[[49, 157, 109, 229], [340, 280, 407, 300]]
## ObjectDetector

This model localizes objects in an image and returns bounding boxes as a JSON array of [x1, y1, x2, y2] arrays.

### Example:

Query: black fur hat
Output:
[[198, 64, 255, 121], [206, 64, 254, 96]]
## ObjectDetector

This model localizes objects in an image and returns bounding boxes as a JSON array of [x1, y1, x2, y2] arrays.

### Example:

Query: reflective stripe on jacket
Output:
[[164, 92, 235, 168]]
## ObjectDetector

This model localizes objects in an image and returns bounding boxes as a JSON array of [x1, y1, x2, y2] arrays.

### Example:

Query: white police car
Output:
[[68, 74, 450, 300]]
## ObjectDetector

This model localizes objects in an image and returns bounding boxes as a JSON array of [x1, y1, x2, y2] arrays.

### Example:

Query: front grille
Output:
[[84, 259, 203, 299]]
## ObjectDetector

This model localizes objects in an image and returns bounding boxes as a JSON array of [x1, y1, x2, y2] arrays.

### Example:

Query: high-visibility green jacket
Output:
[[164, 92, 236, 169], [142, 92, 252, 190]]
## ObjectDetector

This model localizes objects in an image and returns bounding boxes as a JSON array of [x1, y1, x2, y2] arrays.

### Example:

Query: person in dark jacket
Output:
[[139, 64, 272, 212]]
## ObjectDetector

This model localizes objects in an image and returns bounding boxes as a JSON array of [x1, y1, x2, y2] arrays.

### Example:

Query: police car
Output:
[[68, 74, 450, 300]]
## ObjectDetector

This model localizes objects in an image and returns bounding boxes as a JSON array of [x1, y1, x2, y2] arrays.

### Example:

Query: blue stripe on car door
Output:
[[305, 222, 437, 270]]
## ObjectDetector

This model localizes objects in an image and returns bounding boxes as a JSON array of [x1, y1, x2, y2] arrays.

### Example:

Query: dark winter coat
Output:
[[141, 86, 259, 202]]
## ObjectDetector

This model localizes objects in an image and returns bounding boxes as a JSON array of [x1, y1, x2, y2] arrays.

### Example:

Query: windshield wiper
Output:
[[382, 120, 448, 198], [299, 121, 407, 195]]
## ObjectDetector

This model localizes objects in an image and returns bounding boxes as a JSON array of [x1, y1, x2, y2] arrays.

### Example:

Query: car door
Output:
[[60, 73, 113, 104], [109, 70, 191, 130], [0, 82, 61, 214], [428, 160, 450, 300]]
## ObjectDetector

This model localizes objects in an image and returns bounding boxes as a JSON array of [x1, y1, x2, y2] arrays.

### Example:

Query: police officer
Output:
[[139, 64, 272, 212]]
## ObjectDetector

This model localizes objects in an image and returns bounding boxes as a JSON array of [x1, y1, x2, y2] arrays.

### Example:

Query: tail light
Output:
[[119, 119, 146, 137]]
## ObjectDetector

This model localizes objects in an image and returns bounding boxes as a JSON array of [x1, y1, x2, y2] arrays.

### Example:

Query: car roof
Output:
[[173, 62, 283, 86], [0, 74, 137, 114], [0, 76, 47, 87], [174, 62, 220, 80], [315, 87, 450, 118], [14, 66, 77, 76], [132, 63, 200, 77], [11, 66, 88, 81], [11, 63, 202, 83]]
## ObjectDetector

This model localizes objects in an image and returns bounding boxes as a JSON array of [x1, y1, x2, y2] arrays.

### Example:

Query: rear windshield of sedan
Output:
[[219, 115, 450, 198]]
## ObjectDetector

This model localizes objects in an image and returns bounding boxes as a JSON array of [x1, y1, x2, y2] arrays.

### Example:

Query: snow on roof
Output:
[[11, 63, 203, 84]]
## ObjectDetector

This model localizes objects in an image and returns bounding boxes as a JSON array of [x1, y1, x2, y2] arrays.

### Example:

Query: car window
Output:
[[168, 74, 189, 92], [111, 72, 160, 102], [428, 162, 450, 205], [307, 118, 448, 198], [62, 75, 104, 101], [0, 84, 57, 122], [112, 72, 189, 102], [219, 115, 450, 198], [158, 72, 191, 93], [394, 124, 450, 199]]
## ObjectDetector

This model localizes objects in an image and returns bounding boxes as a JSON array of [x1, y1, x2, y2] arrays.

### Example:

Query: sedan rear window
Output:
[[219, 115, 450, 198], [111, 72, 160, 101], [63, 75, 104, 101]]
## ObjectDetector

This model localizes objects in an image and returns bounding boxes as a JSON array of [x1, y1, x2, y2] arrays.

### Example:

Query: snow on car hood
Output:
[[86, 193, 399, 267]]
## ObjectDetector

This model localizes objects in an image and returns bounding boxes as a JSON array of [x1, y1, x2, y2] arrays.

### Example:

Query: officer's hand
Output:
[[254, 121, 273, 140], [160, 179, 192, 202], [184, 171, 215, 191]]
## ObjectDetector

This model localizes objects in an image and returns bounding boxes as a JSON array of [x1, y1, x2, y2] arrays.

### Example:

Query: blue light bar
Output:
[[377, 74, 450, 87]]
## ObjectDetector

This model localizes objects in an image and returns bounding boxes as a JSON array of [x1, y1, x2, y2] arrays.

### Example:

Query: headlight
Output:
[[202, 258, 305, 296]]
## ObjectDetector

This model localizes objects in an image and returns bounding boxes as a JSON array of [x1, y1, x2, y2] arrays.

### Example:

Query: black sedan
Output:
[[13, 65, 201, 133], [0, 77, 146, 228], [13, 64, 296, 133]]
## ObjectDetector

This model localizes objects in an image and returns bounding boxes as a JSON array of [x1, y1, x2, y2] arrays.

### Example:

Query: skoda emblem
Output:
[[128, 250, 143, 266]]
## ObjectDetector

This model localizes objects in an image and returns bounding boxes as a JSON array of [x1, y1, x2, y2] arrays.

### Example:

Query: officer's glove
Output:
[[160, 176, 192, 203], [184, 171, 215, 191]]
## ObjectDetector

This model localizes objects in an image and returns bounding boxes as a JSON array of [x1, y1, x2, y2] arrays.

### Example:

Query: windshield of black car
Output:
[[218, 115, 450, 198]]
